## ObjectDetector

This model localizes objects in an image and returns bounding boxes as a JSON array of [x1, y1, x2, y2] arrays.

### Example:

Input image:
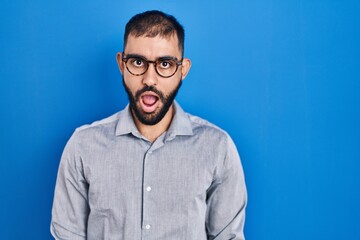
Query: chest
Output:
[[82, 136, 221, 209]]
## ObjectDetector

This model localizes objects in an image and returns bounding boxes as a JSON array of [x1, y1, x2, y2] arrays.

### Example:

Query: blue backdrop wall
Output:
[[1, 1, 359, 239]]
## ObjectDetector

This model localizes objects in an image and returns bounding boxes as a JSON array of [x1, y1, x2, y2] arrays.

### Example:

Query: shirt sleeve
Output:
[[205, 134, 247, 240], [51, 132, 89, 240]]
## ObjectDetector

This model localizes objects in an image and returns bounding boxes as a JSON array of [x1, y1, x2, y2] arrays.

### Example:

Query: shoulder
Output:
[[184, 112, 242, 176], [77, 112, 120, 132], [70, 111, 121, 141], [187, 113, 227, 135], [186, 112, 232, 144]]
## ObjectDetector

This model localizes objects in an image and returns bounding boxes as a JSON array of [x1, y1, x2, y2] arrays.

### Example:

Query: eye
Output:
[[158, 60, 174, 69], [130, 58, 145, 68]]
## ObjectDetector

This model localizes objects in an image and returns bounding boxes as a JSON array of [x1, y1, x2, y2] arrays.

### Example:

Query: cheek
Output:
[[124, 75, 141, 91], [165, 71, 182, 86], [161, 80, 176, 91], [167, 74, 182, 89]]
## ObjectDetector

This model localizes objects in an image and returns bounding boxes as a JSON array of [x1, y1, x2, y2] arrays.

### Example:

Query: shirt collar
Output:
[[167, 101, 194, 137], [115, 104, 139, 137], [115, 101, 193, 138]]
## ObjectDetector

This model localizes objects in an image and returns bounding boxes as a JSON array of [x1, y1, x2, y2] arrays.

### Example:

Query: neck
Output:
[[132, 104, 174, 142]]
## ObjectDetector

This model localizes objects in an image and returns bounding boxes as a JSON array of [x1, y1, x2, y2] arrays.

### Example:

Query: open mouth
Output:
[[140, 92, 159, 113]]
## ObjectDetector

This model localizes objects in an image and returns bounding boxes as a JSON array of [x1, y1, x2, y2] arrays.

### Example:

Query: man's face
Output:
[[117, 34, 191, 125]]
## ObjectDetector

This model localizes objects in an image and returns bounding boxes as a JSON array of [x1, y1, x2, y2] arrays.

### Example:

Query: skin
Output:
[[116, 34, 191, 142]]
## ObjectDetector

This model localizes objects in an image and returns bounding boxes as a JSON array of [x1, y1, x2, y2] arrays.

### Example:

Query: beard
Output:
[[122, 77, 182, 126]]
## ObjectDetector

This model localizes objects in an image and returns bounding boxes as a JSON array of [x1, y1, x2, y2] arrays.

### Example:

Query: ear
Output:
[[180, 58, 192, 80], [116, 52, 125, 74]]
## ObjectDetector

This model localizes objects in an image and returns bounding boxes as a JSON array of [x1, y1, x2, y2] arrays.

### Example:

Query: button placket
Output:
[[142, 139, 165, 236], [142, 147, 154, 235]]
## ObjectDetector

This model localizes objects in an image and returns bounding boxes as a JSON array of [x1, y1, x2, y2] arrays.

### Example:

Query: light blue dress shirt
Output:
[[51, 102, 247, 239]]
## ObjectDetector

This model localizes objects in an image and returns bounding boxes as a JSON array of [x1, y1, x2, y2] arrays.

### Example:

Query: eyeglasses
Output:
[[122, 53, 183, 78]]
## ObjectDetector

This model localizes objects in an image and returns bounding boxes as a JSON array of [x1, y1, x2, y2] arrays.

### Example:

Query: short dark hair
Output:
[[124, 10, 185, 56]]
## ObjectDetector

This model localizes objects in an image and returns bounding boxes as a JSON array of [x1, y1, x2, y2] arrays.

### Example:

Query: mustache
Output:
[[135, 85, 165, 101]]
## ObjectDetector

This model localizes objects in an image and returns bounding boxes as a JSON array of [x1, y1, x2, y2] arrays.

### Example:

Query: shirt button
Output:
[[145, 224, 151, 230], [146, 186, 152, 192]]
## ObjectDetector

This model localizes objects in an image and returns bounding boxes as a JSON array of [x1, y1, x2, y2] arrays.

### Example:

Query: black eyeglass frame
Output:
[[122, 53, 183, 78]]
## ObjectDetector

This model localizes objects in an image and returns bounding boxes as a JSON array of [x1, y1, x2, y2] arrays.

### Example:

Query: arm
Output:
[[206, 135, 247, 240], [51, 132, 89, 240]]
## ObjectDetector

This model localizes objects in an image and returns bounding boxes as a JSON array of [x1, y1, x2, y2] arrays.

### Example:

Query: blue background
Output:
[[1, 1, 359, 239]]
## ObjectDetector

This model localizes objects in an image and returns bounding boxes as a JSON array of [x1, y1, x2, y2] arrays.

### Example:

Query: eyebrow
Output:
[[124, 53, 180, 61]]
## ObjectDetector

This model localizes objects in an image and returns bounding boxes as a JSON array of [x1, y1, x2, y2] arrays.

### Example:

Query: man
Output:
[[51, 10, 247, 240]]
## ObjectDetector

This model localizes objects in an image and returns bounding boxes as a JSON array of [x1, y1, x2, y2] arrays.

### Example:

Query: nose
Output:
[[142, 63, 158, 86]]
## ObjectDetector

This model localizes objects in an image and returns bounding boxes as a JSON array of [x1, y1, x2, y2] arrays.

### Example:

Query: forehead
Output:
[[124, 34, 181, 59]]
